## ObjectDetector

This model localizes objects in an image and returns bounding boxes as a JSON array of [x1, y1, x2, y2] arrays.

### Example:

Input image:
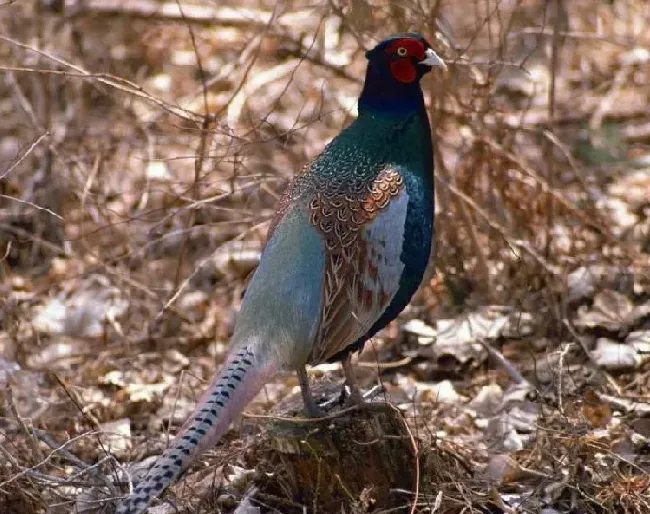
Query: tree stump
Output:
[[247, 381, 417, 513]]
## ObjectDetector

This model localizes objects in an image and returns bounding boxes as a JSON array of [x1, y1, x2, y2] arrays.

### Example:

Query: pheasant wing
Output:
[[308, 167, 408, 363]]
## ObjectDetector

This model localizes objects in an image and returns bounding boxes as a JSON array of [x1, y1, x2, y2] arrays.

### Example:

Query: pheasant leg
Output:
[[342, 354, 364, 405], [297, 366, 325, 417]]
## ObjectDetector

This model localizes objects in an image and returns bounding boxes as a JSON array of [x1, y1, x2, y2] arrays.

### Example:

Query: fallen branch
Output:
[[64, 0, 315, 31]]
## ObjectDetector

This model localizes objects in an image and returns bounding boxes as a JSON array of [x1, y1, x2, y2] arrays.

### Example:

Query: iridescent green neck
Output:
[[358, 61, 428, 115]]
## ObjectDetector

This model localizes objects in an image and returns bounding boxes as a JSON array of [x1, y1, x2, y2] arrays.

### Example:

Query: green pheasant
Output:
[[116, 33, 444, 513]]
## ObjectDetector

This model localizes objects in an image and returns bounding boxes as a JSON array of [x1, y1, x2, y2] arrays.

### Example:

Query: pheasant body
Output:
[[282, 111, 434, 363], [116, 33, 444, 513]]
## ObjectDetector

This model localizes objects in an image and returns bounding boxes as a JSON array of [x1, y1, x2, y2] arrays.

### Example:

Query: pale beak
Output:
[[419, 48, 447, 70]]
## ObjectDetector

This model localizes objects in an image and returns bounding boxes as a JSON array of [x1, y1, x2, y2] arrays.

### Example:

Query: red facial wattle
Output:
[[389, 59, 417, 83], [386, 38, 426, 84]]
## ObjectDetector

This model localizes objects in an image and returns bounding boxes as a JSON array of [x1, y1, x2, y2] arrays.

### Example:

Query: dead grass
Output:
[[1, 0, 649, 513]]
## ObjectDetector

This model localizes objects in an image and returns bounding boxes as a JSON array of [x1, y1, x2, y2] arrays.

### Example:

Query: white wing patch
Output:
[[349, 188, 408, 339], [307, 167, 408, 364]]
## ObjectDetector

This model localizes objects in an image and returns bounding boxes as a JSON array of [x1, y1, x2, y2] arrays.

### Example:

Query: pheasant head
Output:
[[359, 33, 445, 113]]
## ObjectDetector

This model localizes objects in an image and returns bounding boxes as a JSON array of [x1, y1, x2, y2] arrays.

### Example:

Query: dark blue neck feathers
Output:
[[358, 62, 427, 115]]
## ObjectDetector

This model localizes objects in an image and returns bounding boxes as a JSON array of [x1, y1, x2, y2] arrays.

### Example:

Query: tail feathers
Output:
[[116, 345, 277, 514]]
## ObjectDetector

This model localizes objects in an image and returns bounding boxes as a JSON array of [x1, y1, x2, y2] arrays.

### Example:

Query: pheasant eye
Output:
[[396, 47, 408, 57]]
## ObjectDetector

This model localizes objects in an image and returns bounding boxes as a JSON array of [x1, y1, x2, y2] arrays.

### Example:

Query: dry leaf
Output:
[[575, 290, 650, 331], [99, 418, 132, 456], [581, 389, 612, 428], [591, 338, 640, 371]]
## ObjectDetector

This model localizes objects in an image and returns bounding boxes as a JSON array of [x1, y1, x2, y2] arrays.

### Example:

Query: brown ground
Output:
[[1, 0, 649, 513]]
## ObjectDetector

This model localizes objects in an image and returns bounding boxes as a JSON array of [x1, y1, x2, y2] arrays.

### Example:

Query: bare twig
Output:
[[543, 0, 563, 260], [0, 131, 50, 181]]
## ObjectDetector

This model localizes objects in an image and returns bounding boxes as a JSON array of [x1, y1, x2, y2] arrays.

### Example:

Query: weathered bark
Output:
[[247, 383, 417, 513]]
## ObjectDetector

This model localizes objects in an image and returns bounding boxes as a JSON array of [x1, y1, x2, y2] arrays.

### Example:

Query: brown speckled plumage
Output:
[[306, 167, 405, 362]]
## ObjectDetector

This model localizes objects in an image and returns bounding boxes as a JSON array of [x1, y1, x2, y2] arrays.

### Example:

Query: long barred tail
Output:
[[116, 345, 278, 514]]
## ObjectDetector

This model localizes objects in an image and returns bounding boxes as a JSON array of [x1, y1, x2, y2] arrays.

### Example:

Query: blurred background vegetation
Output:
[[1, 0, 649, 512]]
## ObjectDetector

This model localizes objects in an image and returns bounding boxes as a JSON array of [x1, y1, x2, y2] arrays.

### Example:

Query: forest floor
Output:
[[1, 0, 649, 513]]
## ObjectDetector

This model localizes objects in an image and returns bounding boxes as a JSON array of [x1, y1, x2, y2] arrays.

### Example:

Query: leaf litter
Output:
[[1, 0, 650, 513]]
